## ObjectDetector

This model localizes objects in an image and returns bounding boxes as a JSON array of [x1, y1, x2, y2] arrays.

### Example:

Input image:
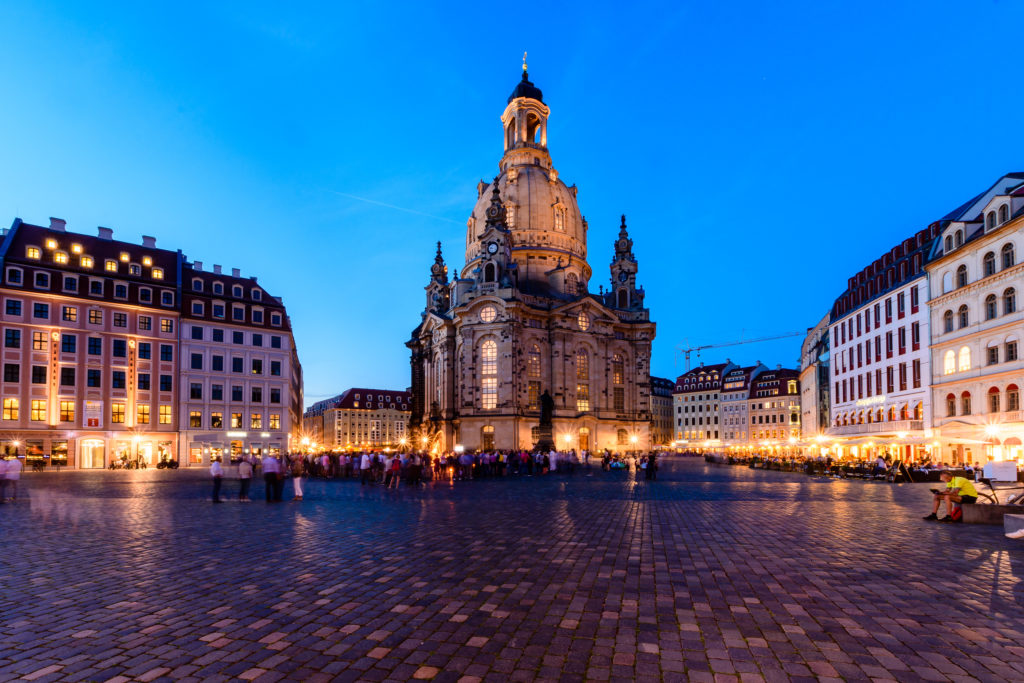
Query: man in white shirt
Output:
[[262, 454, 280, 502], [237, 457, 253, 501], [360, 452, 372, 485], [210, 457, 224, 503]]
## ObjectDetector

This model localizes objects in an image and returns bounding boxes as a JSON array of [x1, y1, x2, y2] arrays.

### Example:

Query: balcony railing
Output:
[[826, 420, 923, 437]]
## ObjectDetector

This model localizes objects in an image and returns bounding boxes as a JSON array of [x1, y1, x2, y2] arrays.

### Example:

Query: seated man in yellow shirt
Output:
[[923, 471, 978, 522]]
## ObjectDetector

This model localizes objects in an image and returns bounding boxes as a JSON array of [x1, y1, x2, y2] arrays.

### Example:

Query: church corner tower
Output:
[[409, 61, 656, 454]]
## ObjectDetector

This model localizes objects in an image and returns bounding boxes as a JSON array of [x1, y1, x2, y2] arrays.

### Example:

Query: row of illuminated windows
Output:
[[191, 278, 262, 301], [24, 244, 165, 279], [943, 341, 1019, 375], [0, 399, 170, 424], [3, 329, 174, 359], [188, 353, 282, 376], [6, 268, 172, 303], [835, 403, 924, 426], [189, 326, 284, 347], [942, 290, 1017, 332], [2, 363, 174, 391], [187, 411, 281, 430], [189, 300, 280, 325], [4, 301, 174, 333], [187, 383, 282, 404]]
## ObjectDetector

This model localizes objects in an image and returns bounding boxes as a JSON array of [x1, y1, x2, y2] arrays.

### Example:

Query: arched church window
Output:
[[481, 340, 498, 409], [566, 273, 578, 296], [612, 354, 625, 412], [576, 349, 590, 412], [553, 205, 565, 231], [617, 290, 628, 308], [484, 263, 496, 283], [527, 345, 541, 378], [506, 204, 516, 229]]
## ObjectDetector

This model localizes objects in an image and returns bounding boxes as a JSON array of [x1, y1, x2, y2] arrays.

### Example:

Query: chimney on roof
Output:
[[97, 227, 113, 240], [232, 268, 240, 277], [249, 276, 257, 282], [194, 261, 203, 271], [49, 217, 66, 232], [142, 235, 156, 248], [213, 264, 222, 274]]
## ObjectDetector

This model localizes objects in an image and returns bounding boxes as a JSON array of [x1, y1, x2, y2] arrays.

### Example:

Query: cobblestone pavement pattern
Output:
[[2, 459, 1024, 682]]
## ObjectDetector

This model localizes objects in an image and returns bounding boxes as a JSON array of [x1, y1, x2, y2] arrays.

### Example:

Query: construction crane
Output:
[[676, 331, 805, 371]]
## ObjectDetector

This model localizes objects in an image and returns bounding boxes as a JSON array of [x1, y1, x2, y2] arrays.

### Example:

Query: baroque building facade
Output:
[[407, 67, 656, 453]]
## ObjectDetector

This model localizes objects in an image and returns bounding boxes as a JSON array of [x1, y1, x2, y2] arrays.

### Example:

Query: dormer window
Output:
[[142, 256, 152, 267], [26, 247, 41, 260], [986, 211, 996, 230], [54, 251, 68, 264], [80, 256, 94, 268], [192, 278, 203, 291], [71, 243, 82, 254], [129, 263, 142, 276], [955, 230, 963, 247], [105, 260, 118, 272], [151, 268, 164, 280], [213, 282, 223, 295], [252, 289, 261, 301], [999, 204, 1009, 224], [45, 239, 57, 250], [232, 285, 243, 298]]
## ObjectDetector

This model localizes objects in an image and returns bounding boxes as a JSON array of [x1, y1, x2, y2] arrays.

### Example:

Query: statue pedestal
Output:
[[534, 424, 554, 453]]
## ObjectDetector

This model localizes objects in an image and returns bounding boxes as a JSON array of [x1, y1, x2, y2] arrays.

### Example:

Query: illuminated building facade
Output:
[[672, 362, 734, 444], [745, 367, 801, 450], [826, 223, 938, 461], [179, 263, 303, 466], [303, 388, 411, 450], [407, 66, 656, 453], [720, 363, 766, 448], [0, 217, 303, 468], [0, 219, 179, 467], [926, 173, 1024, 465], [649, 376, 674, 447]]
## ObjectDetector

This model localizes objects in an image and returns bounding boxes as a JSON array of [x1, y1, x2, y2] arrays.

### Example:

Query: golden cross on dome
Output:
[[522, 51, 528, 72]]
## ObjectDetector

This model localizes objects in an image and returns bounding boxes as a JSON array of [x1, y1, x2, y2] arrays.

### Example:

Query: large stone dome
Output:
[[465, 165, 587, 265]]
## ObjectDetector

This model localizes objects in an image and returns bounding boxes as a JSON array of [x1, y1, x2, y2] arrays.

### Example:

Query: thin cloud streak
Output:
[[321, 188, 461, 224]]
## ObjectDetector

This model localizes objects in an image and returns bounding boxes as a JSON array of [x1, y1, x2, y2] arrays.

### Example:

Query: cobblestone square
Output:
[[2, 459, 1024, 682]]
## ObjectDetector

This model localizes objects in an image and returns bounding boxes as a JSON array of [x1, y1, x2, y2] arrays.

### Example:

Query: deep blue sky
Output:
[[2, 2, 1022, 405]]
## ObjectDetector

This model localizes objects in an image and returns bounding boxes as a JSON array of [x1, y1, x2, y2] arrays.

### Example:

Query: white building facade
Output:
[[927, 173, 1024, 465], [827, 224, 939, 462]]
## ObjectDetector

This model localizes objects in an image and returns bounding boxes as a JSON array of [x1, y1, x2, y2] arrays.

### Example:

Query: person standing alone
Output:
[[237, 456, 253, 501], [210, 457, 224, 503], [263, 453, 280, 502]]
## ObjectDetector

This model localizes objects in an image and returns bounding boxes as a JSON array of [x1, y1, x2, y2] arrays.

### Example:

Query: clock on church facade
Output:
[[406, 66, 656, 453]]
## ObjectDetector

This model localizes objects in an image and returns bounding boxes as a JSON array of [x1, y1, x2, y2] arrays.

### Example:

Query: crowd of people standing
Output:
[[207, 448, 662, 502]]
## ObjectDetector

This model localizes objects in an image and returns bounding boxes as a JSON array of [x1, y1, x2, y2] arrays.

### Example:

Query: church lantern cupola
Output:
[[501, 53, 551, 166]]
